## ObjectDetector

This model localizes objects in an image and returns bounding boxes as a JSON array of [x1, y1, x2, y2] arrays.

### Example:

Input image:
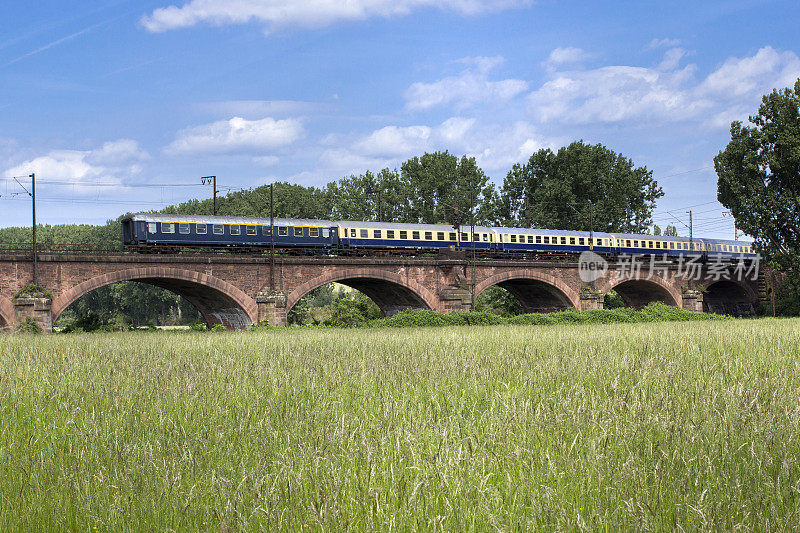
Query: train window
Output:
[[632, 240, 638, 247], [360, 229, 368, 238], [625, 240, 631, 247], [246, 225, 256, 235], [655, 241, 660, 248], [461, 232, 469, 241], [569, 237, 575, 245], [412, 231, 420, 240], [148, 222, 157, 233], [510, 234, 516, 243], [578, 238, 584, 246], [475, 234, 481, 242], [437, 232, 445, 240], [309, 228, 319, 238], [323, 229, 330, 238], [399, 231, 408, 239], [350, 228, 356, 237], [373, 230, 381, 238], [230, 225, 241, 235], [279, 227, 289, 236], [179, 223, 190, 234], [295, 227, 304, 237], [262, 226, 271, 236], [449, 232, 456, 241], [542, 236, 549, 244], [196, 224, 207, 234], [535, 236, 542, 244], [484, 234, 489, 242], [387, 230, 395, 239], [161, 223, 175, 233], [526, 236, 532, 244], [214, 224, 224, 235], [425, 232, 432, 240]]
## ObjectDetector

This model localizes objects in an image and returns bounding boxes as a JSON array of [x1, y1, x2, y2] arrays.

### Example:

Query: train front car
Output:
[[493, 228, 615, 255], [335, 221, 496, 251], [122, 213, 337, 251]]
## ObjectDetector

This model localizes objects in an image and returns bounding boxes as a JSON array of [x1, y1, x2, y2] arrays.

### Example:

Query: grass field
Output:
[[1, 319, 799, 531]]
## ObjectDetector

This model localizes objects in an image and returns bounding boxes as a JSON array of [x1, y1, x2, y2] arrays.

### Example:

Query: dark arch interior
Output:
[[289, 278, 430, 323], [56, 279, 252, 330], [0, 313, 9, 332], [487, 279, 573, 313], [611, 280, 677, 309], [703, 280, 754, 316]]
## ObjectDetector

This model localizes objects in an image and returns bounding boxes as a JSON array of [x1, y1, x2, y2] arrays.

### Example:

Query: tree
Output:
[[500, 141, 663, 232], [715, 79, 800, 269], [663, 225, 678, 237], [653, 225, 662, 236], [400, 152, 496, 226]]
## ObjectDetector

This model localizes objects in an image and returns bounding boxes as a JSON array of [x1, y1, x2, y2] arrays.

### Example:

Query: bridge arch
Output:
[[52, 267, 258, 330], [473, 270, 580, 312], [0, 296, 12, 332], [703, 279, 757, 315], [285, 268, 438, 317], [604, 275, 681, 309]]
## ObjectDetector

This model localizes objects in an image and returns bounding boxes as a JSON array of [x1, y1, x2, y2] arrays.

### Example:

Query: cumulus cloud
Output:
[[542, 47, 590, 72], [404, 55, 528, 111], [528, 46, 800, 127], [165, 116, 303, 154], [141, 0, 533, 34], [346, 117, 555, 172], [4, 140, 148, 191]]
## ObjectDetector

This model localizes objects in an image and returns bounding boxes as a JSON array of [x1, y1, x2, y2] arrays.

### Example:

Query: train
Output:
[[120, 213, 756, 259]]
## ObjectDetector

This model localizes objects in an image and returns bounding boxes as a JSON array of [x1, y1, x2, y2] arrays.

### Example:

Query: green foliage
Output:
[[15, 317, 41, 334], [715, 78, 800, 270], [324, 293, 381, 327], [365, 302, 727, 328], [474, 286, 524, 315], [60, 312, 127, 333], [663, 224, 678, 236], [14, 283, 52, 299], [209, 324, 227, 332], [189, 323, 208, 331], [775, 270, 800, 316], [500, 140, 663, 231]]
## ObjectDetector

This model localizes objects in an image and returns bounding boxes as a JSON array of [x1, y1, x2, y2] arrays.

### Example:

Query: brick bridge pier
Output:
[[0, 251, 764, 332]]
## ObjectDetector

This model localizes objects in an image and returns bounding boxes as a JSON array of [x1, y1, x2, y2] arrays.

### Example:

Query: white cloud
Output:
[[542, 47, 590, 72], [4, 140, 149, 191], [141, 0, 533, 34], [347, 117, 555, 172], [165, 116, 303, 154], [527, 46, 800, 127], [647, 37, 681, 50], [697, 46, 800, 97], [196, 100, 324, 117], [404, 55, 528, 111]]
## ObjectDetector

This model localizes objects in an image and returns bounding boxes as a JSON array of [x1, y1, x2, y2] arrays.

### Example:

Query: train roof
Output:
[[491, 227, 615, 238], [124, 213, 335, 227], [335, 220, 496, 233]]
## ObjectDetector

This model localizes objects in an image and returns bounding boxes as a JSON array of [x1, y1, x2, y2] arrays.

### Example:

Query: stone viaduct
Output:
[[0, 250, 764, 332]]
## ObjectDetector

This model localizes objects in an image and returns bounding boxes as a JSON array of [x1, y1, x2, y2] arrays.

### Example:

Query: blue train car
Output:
[[493, 228, 615, 254], [335, 221, 496, 250], [609, 233, 699, 256], [121, 213, 338, 248]]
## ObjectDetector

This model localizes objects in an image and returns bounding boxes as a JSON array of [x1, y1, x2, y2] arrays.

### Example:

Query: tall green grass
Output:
[[1, 319, 799, 530]]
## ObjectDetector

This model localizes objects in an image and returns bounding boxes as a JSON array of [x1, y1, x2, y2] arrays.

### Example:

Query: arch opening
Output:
[[610, 279, 678, 309], [53, 268, 257, 330], [288, 277, 430, 324], [477, 278, 574, 313], [703, 280, 754, 316], [0, 297, 12, 332]]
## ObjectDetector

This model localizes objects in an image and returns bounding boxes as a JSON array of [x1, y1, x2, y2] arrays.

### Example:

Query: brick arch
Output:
[[473, 270, 581, 309], [705, 278, 759, 303], [285, 268, 438, 315], [0, 296, 12, 331], [52, 267, 258, 329], [603, 275, 682, 307]]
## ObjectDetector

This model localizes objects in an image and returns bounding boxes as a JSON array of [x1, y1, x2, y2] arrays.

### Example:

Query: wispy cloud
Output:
[[2, 19, 111, 68]]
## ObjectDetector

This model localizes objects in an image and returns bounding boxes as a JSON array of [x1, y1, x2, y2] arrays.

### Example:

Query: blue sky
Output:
[[1, 0, 799, 238]]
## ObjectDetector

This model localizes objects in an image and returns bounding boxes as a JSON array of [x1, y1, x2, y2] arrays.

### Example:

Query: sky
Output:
[[1, 0, 799, 239]]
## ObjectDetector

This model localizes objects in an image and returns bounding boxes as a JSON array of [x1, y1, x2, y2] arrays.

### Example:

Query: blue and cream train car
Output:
[[493, 228, 616, 254], [335, 221, 497, 250], [121, 213, 337, 248]]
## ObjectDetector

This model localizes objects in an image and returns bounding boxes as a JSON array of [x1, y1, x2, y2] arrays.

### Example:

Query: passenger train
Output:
[[120, 213, 756, 259]]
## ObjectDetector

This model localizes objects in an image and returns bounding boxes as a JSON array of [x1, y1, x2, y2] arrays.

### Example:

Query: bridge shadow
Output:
[[610, 279, 679, 309], [52, 267, 258, 330], [703, 280, 755, 316]]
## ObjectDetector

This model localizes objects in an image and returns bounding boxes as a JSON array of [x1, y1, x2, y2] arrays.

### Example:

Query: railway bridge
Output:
[[0, 249, 765, 332]]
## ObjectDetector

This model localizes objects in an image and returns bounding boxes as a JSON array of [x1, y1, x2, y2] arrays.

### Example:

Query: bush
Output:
[[324, 294, 381, 328], [61, 312, 127, 333], [16, 317, 42, 334], [210, 324, 227, 332], [189, 322, 208, 331]]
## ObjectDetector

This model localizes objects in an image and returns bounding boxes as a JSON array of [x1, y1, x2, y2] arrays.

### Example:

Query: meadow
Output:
[[1, 319, 799, 531]]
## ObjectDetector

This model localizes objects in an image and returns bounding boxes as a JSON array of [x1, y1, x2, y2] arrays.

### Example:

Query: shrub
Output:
[[16, 317, 42, 334]]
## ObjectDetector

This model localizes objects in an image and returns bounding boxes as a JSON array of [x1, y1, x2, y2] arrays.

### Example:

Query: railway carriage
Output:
[[120, 212, 757, 261]]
